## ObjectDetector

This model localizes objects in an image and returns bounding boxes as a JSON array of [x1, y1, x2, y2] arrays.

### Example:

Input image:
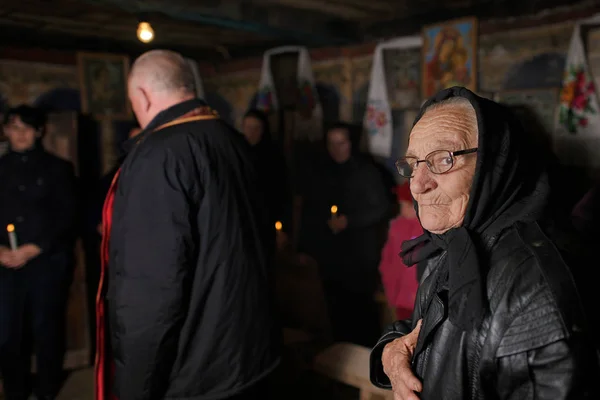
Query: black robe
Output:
[[105, 99, 280, 400]]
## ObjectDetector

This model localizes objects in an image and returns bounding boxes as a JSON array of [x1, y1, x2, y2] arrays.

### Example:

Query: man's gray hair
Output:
[[130, 49, 196, 95]]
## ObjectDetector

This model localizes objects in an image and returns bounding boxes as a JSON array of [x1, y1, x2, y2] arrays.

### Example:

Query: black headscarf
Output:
[[401, 87, 551, 331], [244, 109, 274, 151]]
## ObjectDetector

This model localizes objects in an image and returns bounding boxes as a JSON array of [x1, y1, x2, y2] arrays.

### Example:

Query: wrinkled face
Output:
[[406, 104, 478, 234], [242, 116, 264, 146], [327, 128, 352, 164], [4, 115, 39, 152]]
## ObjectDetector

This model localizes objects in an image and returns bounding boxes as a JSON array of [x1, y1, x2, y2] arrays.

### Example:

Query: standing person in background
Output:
[[242, 109, 291, 250], [297, 122, 390, 347], [0, 105, 77, 400], [96, 50, 280, 400], [378, 182, 423, 321]]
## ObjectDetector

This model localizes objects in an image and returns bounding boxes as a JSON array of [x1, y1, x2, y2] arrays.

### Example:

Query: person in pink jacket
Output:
[[378, 182, 423, 320]]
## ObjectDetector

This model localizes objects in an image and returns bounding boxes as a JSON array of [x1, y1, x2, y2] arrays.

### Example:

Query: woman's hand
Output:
[[0, 244, 41, 269], [382, 319, 423, 400], [0, 246, 13, 268], [328, 214, 348, 234]]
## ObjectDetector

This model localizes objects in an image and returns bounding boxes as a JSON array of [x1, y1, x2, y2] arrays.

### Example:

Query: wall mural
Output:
[[205, 70, 260, 130], [350, 56, 372, 125], [478, 22, 573, 92], [0, 60, 78, 107], [383, 47, 421, 109], [587, 27, 600, 100], [496, 88, 560, 135], [502, 53, 566, 90], [77, 52, 130, 119], [313, 59, 348, 124]]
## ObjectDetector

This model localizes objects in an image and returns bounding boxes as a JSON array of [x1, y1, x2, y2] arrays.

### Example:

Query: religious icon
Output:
[[77, 52, 130, 119], [422, 17, 478, 99]]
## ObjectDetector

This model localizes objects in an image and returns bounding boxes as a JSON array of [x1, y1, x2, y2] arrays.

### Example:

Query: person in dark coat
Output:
[[0, 105, 76, 400], [95, 50, 280, 400], [241, 109, 290, 237], [297, 122, 390, 347], [370, 88, 599, 400]]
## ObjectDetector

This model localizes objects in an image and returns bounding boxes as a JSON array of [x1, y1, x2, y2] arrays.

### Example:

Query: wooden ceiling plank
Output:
[[321, 0, 397, 12], [38, 24, 218, 48], [4, 13, 266, 46], [254, 0, 374, 19]]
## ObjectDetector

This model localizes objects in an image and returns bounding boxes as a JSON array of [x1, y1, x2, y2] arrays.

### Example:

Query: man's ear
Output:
[[138, 86, 151, 112]]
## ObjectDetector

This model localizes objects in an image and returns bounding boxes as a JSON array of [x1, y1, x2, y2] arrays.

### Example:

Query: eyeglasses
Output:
[[395, 148, 478, 178]]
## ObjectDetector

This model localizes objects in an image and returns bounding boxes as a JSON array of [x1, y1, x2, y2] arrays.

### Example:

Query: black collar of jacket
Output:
[[6, 141, 45, 158], [123, 98, 208, 154]]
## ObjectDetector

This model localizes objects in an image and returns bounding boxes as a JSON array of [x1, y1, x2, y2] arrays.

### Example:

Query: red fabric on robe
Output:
[[95, 169, 120, 400]]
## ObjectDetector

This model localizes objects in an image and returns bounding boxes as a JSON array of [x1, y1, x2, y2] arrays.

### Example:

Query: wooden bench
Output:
[[314, 342, 393, 400]]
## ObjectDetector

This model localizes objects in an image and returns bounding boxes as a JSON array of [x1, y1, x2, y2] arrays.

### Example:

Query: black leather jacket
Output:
[[370, 221, 600, 399]]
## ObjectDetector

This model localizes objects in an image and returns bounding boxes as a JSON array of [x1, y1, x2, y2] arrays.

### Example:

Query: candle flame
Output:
[[275, 221, 282, 231], [7, 224, 14, 233], [330, 205, 338, 214]]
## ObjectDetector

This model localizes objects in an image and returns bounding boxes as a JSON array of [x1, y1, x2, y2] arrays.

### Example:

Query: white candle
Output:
[[7, 224, 18, 251]]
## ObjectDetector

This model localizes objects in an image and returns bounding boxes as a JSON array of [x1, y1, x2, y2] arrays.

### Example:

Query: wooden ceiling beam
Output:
[[320, 0, 398, 13], [254, 0, 375, 19], [1, 20, 268, 51], [2, 11, 268, 41]]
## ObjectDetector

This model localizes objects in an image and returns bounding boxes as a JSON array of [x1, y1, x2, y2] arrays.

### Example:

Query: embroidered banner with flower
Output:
[[257, 86, 274, 114], [364, 36, 423, 158], [559, 64, 596, 134], [297, 80, 317, 112], [365, 101, 389, 136], [554, 13, 600, 168]]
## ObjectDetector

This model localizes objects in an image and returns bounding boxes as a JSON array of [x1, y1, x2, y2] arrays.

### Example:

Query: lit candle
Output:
[[275, 221, 283, 231], [7, 224, 18, 251], [330, 205, 338, 217]]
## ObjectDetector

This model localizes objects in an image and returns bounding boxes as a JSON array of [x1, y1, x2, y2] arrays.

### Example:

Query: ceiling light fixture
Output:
[[137, 21, 154, 43]]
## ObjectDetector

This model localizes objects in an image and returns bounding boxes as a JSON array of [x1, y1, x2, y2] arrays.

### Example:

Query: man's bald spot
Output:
[[130, 50, 196, 95]]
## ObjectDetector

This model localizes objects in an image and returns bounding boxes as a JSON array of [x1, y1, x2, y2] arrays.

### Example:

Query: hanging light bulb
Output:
[[137, 21, 154, 43]]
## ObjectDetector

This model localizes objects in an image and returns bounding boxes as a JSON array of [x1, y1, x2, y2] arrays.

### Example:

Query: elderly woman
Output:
[[369, 87, 599, 400]]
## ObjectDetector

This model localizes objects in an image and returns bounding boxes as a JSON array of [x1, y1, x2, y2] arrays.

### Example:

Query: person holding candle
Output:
[[0, 105, 77, 400], [241, 108, 291, 251], [296, 122, 391, 347]]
